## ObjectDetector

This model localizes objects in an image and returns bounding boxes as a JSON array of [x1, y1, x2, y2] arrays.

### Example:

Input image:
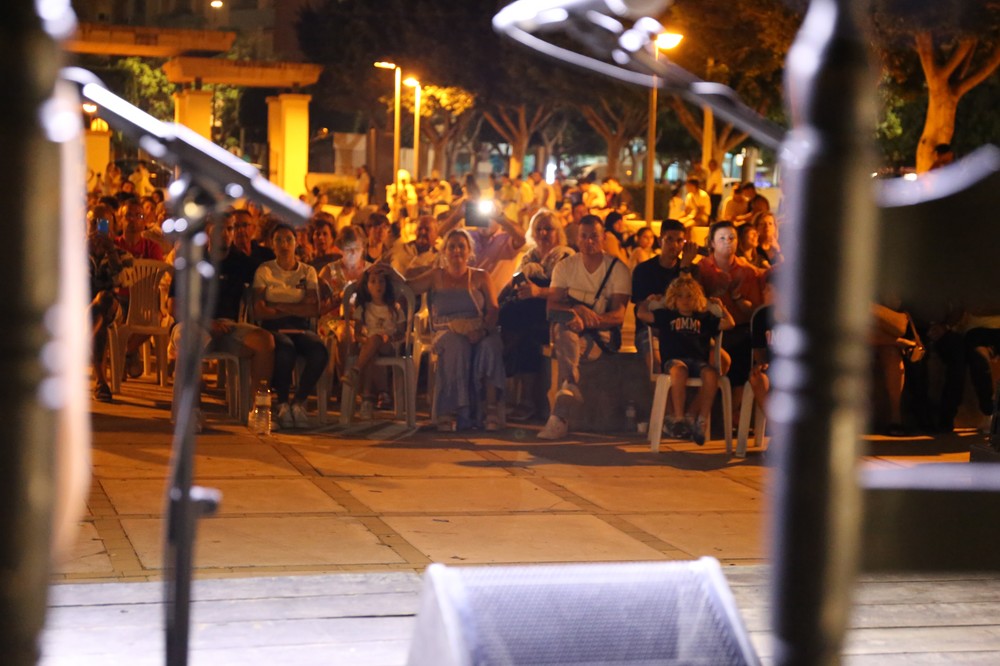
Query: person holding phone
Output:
[[440, 195, 526, 295], [87, 204, 130, 402]]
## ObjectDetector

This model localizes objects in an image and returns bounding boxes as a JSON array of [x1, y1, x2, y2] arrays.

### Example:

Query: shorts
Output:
[[168, 319, 261, 360], [663, 357, 709, 376]]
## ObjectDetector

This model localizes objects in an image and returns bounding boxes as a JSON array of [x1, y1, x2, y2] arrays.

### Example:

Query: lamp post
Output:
[[374, 61, 402, 213], [644, 32, 683, 224], [403, 77, 421, 181]]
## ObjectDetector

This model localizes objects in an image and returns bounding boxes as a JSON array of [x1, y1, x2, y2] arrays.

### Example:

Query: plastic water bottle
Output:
[[249, 381, 272, 435], [625, 401, 637, 433]]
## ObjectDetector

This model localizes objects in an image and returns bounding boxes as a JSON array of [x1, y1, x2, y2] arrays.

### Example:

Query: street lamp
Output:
[[645, 31, 683, 224], [403, 77, 421, 181], [374, 61, 402, 216]]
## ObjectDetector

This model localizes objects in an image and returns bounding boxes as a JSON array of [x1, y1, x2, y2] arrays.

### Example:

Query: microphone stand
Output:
[[63, 68, 311, 666]]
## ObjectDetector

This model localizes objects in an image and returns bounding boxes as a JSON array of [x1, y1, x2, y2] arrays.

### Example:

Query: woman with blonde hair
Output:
[[500, 209, 575, 419]]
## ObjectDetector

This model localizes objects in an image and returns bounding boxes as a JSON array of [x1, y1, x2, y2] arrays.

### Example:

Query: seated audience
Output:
[[342, 266, 406, 420], [678, 178, 711, 228], [754, 212, 783, 267], [499, 209, 575, 420], [637, 275, 734, 444], [88, 208, 130, 401], [252, 223, 329, 429], [407, 229, 505, 431], [697, 221, 766, 416], [308, 213, 341, 271], [631, 220, 701, 373], [390, 214, 441, 278], [628, 226, 658, 269], [539, 216, 630, 439], [168, 214, 275, 412]]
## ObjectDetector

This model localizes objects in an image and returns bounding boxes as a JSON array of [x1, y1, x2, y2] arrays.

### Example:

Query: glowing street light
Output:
[[403, 77, 421, 181], [645, 32, 683, 223], [374, 61, 402, 216]]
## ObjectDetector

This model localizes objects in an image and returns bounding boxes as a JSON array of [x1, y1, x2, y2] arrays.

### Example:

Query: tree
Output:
[[872, 1, 1000, 171], [114, 57, 174, 122], [393, 84, 476, 176], [661, 0, 800, 163], [579, 89, 648, 178]]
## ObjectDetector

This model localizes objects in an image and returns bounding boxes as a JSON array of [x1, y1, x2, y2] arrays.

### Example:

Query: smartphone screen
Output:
[[96, 218, 110, 235], [464, 200, 493, 228]]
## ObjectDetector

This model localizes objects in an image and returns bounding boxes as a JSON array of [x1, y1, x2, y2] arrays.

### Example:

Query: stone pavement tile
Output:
[[292, 443, 511, 478], [548, 475, 764, 513], [102, 479, 346, 516], [121, 516, 405, 569], [336, 477, 579, 514], [93, 443, 301, 479], [383, 514, 670, 564], [621, 511, 765, 561], [54, 522, 114, 576], [483, 442, 746, 477]]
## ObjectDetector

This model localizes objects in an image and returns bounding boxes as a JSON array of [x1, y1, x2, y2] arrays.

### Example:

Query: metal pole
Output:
[[769, 0, 877, 662], [644, 54, 657, 224], [413, 82, 421, 182], [393, 66, 402, 216]]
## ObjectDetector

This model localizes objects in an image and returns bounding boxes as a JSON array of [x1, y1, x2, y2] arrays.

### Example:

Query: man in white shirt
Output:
[[390, 214, 440, 278], [678, 178, 711, 228], [539, 216, 631, 439]]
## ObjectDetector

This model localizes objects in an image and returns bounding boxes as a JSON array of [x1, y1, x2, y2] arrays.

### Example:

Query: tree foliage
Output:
[[114, 57, 174, 121], [661, 0, 800, 161], [871, 0, 1000, 170]]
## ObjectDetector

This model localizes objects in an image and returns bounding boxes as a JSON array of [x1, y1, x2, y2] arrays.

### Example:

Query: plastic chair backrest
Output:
[[123, 259, 171, 328]]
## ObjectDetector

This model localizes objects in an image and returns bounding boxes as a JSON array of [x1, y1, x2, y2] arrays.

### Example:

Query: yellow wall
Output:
[[172, 89, 214, 140], [266, 94, 311, 198]]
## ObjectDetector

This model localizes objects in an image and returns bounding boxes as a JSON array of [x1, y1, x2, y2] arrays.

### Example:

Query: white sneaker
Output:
[[538, 415, 568, 440], [276, 403, 293, 430], [291, 402, 310, 429]]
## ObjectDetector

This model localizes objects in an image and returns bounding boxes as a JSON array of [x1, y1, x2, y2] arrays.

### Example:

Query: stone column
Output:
[[266, 93, 311, 198], [172, 88, 214, 141], [84, 123, 112, 192]]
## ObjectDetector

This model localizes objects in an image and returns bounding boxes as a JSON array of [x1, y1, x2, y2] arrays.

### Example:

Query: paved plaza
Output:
[[39, 375, 998, 665], [56, 375, 977, 583]]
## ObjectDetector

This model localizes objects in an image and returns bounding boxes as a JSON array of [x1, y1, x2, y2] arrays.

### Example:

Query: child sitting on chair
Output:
[[638, 275, 734, 445], [344, 266, 405, 419]]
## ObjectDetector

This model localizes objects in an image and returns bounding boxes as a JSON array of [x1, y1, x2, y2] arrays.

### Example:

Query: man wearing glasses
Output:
[[114, 199, 163, 261]]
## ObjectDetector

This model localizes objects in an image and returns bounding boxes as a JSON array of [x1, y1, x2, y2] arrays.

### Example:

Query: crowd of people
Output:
[[86, 151, 997, 440]]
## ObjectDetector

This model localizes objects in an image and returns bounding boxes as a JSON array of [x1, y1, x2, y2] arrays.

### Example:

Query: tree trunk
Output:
[[913, 31, 1000, 172], [916, 92, 958, 173], [482, 104, 552, 180]]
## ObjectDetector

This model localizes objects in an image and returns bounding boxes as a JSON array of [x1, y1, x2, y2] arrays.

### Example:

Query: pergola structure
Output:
[[163, 57, 322, 197], [67, 23, 323, 197]]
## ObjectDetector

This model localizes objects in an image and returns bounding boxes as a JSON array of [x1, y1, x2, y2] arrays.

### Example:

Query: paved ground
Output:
[[55, 375, 980, 584]]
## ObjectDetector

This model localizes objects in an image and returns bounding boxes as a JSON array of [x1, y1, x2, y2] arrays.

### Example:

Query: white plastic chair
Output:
[[736, 381, 767, 458], [736, 305, 770, 457], [109, 259, 172, 393], [339, 276, 418, 428], [647, 331, 732, 453]]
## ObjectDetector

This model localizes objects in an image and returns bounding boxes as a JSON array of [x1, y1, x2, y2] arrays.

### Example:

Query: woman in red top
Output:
[[696, 221, 765, 393]]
